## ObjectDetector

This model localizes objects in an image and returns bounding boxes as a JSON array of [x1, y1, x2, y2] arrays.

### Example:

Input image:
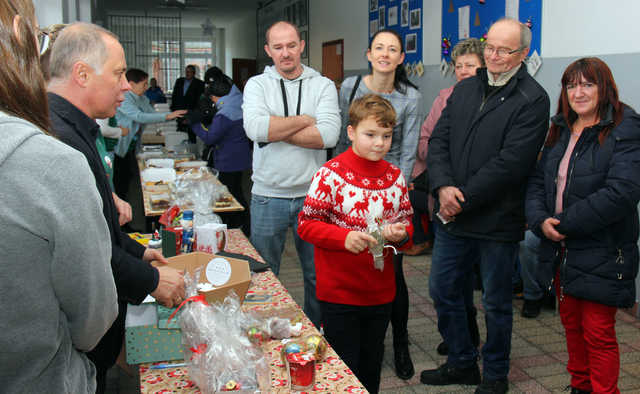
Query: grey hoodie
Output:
[[242, 64, 341, 198], [0, 111, 117, 393]]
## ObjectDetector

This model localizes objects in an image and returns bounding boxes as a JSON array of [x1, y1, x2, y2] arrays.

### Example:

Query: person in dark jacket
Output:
[[187, 66, 252, 233], [525, 57, 640, 394], [422, 18, 550, 394], [45, 22, 186, 394], [171, 64, 205, 142]]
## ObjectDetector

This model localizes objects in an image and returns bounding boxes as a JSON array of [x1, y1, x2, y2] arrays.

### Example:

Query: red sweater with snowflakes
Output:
[[297, 147, 413, 306]]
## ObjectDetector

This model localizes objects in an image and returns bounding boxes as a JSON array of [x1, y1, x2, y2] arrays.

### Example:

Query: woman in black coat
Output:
[[525, 57, 640, 394]]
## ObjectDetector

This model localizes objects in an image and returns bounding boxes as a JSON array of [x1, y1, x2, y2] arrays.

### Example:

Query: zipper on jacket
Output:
[[548, 248, 559, 293], [559, 249, 567, 302], [617, 248, 624, 280]]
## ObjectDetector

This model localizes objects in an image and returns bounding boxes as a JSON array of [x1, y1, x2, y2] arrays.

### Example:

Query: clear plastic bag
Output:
[[179, 270, 270, 392], [172, 167, 223, 226]]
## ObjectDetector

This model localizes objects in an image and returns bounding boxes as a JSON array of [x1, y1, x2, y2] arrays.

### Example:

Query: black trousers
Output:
[[391, 253, 409, 346], [408, 187, 433, 244], [320, 301, 392, 394], [113, 148, 137, 202]]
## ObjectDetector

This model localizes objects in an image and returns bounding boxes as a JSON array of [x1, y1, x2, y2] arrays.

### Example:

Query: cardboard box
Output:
[[154, 251, 252, 305], [125, 252, 252, 364]]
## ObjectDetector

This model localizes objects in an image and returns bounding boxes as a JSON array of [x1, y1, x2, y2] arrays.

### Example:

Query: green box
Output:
[[125, 302, 183, 364], [125, 324, 183, 364]]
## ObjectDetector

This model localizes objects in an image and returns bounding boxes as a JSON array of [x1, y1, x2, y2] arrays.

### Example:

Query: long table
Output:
[[138, 229, 367, 393], [137, 158, 244, 217]]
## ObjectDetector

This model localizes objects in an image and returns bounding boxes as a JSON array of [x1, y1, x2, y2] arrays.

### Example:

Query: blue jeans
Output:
[[519, 230, 544, 300], [429, 222, 517, 380], [250, 194, 321, 327]]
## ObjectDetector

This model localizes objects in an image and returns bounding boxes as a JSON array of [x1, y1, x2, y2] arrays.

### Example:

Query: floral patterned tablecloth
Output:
[[139, 229, 368, 393]]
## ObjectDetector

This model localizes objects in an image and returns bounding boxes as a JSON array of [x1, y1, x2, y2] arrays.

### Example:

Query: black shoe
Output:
[[521, 297, 542, 318], [394, 345, 414, 380], [436, 341, 448, 355], [475, 378, 508, 394], [420, 363, 481, 386]]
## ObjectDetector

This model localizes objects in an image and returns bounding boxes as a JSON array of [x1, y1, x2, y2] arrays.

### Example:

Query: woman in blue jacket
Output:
[[189, 67, 252, 233], [114, 68, 185, 203], [526, 57, 640, 394]]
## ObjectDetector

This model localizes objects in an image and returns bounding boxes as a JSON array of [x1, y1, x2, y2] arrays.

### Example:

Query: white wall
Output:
[[34, 0, 91, 25], [224, 13, 257, 74], [309, 0, 369, 72], [542, 0, 640, 58], [422, 0, 442, 66], [34, 0, 64, 26]]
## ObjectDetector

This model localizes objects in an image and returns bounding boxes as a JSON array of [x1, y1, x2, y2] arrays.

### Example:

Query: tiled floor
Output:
[[107, 230, 640, 393]]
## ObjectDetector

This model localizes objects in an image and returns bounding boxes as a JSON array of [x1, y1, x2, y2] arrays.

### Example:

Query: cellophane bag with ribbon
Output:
[[173, 167, 222, 227], [178, 269, 270, 393]]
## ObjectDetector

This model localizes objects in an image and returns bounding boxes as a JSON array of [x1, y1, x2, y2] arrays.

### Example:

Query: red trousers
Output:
[[557, 282, 620, 393]]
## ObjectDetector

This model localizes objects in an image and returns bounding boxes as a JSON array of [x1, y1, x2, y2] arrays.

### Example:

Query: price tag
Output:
[[205, 257, 232, 286]]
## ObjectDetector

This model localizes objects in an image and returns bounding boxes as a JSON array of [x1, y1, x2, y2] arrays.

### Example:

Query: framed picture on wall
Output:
[[401, 0, 409, 27], [301, 30, 308, 59], [410, 8, 421, 29], [370, 0, 378, 12], [405, 33, 417, 53], [369, 19, 378, 37], [388, 6, 398, 26], [379, 6, 386, 29]]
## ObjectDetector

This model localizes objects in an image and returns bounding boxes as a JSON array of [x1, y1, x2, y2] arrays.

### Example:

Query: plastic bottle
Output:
[[181, 210, 194, 253]]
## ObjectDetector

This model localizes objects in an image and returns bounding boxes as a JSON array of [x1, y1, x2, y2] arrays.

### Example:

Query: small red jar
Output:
[[286, 352, 316, 391]]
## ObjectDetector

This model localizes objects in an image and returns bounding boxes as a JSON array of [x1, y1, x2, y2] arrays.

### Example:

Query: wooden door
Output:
[[322, 39, 344, 90], [232, 58, 257, 92]]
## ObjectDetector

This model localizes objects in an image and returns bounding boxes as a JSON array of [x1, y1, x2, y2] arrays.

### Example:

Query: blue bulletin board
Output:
[[441, 0, 541, 61], [369, 0, 423, 64]]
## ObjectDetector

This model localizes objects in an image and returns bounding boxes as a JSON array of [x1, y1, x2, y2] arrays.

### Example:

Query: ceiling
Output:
[[95, 0, 264, 26]]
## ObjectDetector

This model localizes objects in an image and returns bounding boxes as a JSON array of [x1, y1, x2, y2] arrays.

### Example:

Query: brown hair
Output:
[[0, 0, 50, 133], [546, 57, 625, 146], [451, 38, 485, 66], [39, 23, 67, 81], [349, 94, 397, 129]]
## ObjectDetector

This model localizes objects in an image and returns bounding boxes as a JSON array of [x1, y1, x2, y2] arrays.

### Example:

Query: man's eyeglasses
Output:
[[36, 27, 50, 56], [483, 44, 524, 58]]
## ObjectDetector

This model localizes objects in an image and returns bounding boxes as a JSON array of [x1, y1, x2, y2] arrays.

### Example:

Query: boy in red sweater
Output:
[[298, 94, 413, 393]]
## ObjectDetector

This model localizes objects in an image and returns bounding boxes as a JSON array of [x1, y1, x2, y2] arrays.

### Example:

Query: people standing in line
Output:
[[412, 38, 485, 356], [298, 94, 414, 394], [242, 20, 341, 328], [114, 68, 185, 208], [145, 77, 167, 105], [171, 64, 205, 142], [422, 18, 550, 394], [187, 66, 252, 234], [46, 23, 186, 393], [334, 28, 423, 380], [526, 57, 640, 394], [0, 4, 117, 392]]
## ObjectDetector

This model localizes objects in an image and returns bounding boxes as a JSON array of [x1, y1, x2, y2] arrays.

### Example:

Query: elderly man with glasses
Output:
[[420, 18, 550, 394]]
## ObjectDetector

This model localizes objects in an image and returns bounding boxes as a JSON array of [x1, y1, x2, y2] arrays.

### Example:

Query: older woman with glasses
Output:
[[526, 57, 640, 394]]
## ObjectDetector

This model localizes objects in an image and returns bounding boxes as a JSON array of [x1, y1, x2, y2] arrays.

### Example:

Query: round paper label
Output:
[[205, 257, 232, 286]]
